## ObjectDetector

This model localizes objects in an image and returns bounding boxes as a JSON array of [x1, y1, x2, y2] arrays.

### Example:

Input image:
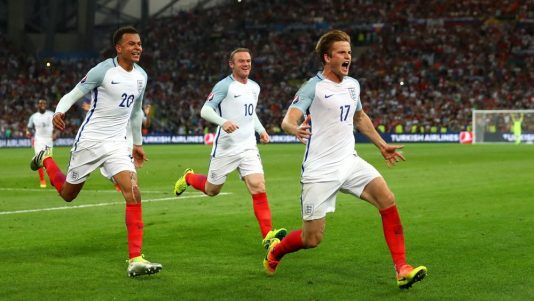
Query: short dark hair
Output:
[[112, 26, 139, 46], [229, 48, 251, 62], [315, 30, 351, 64]]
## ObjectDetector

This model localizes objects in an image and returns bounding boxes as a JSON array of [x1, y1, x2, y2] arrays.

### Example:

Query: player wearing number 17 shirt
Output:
[[173, 48, 286, 250], [29, 26, 161, 277], [264, 30, 427, 289]]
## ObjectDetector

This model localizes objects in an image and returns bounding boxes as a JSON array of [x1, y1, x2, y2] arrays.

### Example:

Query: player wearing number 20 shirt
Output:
[[64, 57, 147, 183], [30, 27, 161, 277], [75, 58, 147, 148]]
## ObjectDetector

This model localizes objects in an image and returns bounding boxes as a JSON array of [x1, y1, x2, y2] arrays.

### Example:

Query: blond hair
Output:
[[315, 30, 351, 64]]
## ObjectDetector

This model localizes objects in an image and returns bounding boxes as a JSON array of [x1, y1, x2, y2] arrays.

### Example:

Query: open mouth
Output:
[[341, 61, 350, 72]]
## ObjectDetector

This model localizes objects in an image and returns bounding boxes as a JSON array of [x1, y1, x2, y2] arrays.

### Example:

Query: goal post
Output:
[[472, 109, 534, 144]]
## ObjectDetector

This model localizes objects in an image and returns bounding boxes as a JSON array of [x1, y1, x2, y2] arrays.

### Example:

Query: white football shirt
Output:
[[290, 72, 363, 183], [27, 110, 54, 139], [204, 75, 261, 157], [74, 57, 146, 150]]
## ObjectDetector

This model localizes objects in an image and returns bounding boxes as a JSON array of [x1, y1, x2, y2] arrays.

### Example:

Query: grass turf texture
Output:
[[1, 143, 533, 300]]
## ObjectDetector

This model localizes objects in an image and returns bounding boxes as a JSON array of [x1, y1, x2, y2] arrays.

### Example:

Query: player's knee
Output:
[[124, 185, 142, 203], [127, 172, 142, 202], [380, 191, 396, 208], [122, 190, 138, 204], [302, 232, 323, 248], [59, 187, 77, 202], [205, 189, 219, 197], [132, 185, 141, 202], [204, 182, 222, 196], [248, 181, 265, 195], [61, 193, 76, 202]]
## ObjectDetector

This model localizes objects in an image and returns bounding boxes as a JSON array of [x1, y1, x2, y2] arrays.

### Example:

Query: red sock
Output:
[[38, 168, 45, 182], [186, 173, 207, 194], [252, 192, 272, 238], [379, 205, 407, 270], [272, 230, 304, 260], [43, 157, 66, 193], [125, 203, 144, 259]]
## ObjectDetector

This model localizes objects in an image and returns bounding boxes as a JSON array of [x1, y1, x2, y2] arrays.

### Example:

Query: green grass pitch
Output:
[[1, 143, 533, 300]]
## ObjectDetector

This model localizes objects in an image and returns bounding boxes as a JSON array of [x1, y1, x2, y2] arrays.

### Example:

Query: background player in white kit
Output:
[[29, 26, 161, 277], [26, 99, 55, 188], [264, 30, 427, 289], [173, 48, 286, 250]]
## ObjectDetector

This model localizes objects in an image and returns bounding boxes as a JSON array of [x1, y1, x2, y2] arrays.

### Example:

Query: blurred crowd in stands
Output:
[[1, 0, 532, 138]]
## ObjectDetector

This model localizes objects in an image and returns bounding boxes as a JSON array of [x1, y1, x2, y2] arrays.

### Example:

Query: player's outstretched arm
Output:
[[54, 87, 86, 131], [380, 144, 405, 168], [354, 110, 405, 167], [282, 108, 311, 144]]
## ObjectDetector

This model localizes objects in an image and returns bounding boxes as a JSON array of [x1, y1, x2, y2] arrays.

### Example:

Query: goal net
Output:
[[472, 110, 534, 144]]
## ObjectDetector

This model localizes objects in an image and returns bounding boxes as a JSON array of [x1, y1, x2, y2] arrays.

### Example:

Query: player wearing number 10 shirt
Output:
[[173, 48, 286, 250], [29, 26, 161, 277]]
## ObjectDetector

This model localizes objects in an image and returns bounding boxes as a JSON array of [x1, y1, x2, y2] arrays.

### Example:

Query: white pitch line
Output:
[[0, 192, 231, 216]]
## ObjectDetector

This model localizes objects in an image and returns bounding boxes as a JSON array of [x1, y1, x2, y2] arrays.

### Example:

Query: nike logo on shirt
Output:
[[234, 95, 241, 98], [111, 81, 120, 84], [325, 94, 334, 98]]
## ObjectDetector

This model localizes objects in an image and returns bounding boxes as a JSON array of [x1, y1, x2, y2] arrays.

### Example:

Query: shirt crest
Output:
[[348, 88, 358, 101]]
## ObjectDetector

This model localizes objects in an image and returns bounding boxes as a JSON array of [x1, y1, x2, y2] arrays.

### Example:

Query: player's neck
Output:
[[116, 56, 134, 72], [322, 69, 343, 83], [233, 73, 248, 84]]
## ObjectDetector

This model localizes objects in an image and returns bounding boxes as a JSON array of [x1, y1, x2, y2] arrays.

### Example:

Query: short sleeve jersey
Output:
[[290, 72, 363, 183], [28, 110, 54, 139], [74, 57, 147, 148], [204, 75, 261, 157]]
